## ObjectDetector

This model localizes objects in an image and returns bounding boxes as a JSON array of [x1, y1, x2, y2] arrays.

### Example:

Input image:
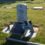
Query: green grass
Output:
[[0, 32, 10, 45], [28, 8, 45, 44], [33, 0, 45, 2], [0, 2, 45, 45], [27, 3, 45, 44]]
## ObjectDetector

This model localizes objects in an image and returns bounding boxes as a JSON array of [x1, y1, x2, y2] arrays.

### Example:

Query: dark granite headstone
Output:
[[6, 4, 34, 45], [11, 4, 28, 35], [17, 4, 27, 22]]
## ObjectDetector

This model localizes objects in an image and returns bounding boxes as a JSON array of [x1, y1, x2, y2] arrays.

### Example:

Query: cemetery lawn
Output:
[[0, 2, 45, 45]]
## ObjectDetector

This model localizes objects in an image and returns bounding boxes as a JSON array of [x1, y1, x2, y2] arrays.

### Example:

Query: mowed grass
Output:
[[0, 3, 45, 45], [28, 7, 45, 44], [33, 0, 45, 2]]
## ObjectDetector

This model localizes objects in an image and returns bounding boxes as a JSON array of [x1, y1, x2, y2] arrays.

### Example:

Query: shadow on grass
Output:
[[0, 0, 26, 7], [1, 32, 32, 45], [0, 0, 26, 5], [2, 34, 27, 45], [2, 41, 27, 45], [1, 33, 33, 45]]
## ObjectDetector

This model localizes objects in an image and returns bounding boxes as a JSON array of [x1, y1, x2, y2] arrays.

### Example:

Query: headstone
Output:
[[17, 4, 27, 22], [32, 7, 44, 10], [2, 4, 36, 45]]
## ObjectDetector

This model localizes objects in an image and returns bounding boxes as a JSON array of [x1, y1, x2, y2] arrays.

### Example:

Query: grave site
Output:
[[0, 0, 45, 45]]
